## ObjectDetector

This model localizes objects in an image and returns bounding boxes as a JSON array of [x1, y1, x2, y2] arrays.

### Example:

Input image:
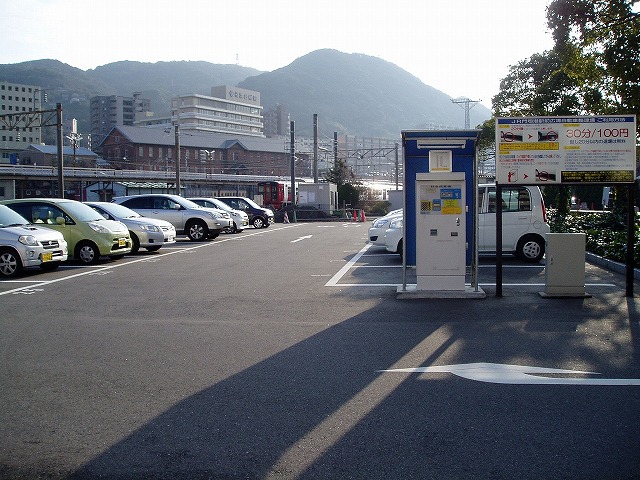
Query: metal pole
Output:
[[496, 184, 503, 297], [333, 132, 338, 168], [174, 123, 181, 195], [394, 142, 399, 190], [56, 103, 64, 198], [313, 114, 318, 183], [626, 183, 635, 297], [290, 121, 296, 222]]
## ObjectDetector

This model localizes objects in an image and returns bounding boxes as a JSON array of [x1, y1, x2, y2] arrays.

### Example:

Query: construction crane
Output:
[[451, 97, 480, 129]]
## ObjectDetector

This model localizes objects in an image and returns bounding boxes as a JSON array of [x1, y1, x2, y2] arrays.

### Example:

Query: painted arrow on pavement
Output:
[[380, 362, 640, 385], [291, 235, 313, 243]]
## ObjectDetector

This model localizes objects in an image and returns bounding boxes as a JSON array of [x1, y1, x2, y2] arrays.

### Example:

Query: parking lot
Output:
[[1, 220, 639, 479]]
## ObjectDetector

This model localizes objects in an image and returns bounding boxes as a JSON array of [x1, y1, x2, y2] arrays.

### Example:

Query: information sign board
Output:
[[495, 116, 636, 185]]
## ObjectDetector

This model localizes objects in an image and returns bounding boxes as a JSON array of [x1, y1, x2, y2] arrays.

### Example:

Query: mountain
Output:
[[239, 49, 490, 137], [0, 51, 491, 140]]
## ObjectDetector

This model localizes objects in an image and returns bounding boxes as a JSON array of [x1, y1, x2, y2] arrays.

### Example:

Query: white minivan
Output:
[[384, 184, 549, 262]]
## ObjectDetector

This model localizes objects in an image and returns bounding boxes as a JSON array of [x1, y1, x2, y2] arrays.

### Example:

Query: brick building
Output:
[[100, 125, 310, 177]]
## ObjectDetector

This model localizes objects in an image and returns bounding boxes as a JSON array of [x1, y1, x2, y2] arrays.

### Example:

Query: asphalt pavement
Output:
[[1, 221, 639, 479]]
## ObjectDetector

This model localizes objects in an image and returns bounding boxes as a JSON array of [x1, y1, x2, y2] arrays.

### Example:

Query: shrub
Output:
[[547, 209, 640, 267]]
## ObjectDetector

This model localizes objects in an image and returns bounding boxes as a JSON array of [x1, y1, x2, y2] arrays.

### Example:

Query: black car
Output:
[[274, 204, 330, 223]]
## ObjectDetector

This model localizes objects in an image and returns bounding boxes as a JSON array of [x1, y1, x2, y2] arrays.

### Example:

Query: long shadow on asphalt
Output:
[[66, 290, 640, 479]]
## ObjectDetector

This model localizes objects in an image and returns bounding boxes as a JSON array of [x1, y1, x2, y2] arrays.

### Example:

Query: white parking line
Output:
[[0, 225, 301, 296], [325, 244, 371, 287]]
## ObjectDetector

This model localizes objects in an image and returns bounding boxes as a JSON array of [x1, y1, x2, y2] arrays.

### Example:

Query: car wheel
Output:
[[39, 261, 60, 272], [130, 233, 140, 254], [146, 246, 162, 252], [230, 222, 239, 233], [252, 217, 265, 229], [0, 249, 22, 278], [76, 241, 100, 265], [516, 235, 545, 262], [187, 220, 208, 241]]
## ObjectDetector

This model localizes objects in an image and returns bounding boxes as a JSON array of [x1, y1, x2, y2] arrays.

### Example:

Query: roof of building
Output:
[[103, 125, 289, 154], [23, 144, 98, 157]]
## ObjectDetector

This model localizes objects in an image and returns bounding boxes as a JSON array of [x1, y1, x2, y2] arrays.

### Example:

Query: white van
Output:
[[384, 184, 549, 262]]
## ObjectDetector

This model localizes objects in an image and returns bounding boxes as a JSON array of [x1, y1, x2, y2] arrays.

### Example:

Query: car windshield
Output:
[[210, 199, 232, 211], [242, 198, 262, 209], [0, 205, 30, 227], [58, 201, 107, 222], [175, 197, 203, 209], [93, 203, 141, 219]]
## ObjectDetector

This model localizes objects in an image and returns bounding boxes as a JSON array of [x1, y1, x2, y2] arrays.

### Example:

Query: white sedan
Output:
[[85, 202, 176, 253], [383, 216, 403, 259], [367, 210, 402, 246]]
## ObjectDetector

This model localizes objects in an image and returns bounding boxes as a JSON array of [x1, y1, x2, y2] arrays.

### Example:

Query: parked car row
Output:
[[0, 194, 277, 278], [0, 198, 132, 275], [369, 185, 550, 262]]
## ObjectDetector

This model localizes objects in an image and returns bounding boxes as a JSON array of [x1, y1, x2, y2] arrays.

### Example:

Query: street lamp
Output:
[[202, 149, 215, 175]]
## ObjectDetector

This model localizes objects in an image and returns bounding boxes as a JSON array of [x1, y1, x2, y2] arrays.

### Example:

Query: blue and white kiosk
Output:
[[399, 130, 485, 298]]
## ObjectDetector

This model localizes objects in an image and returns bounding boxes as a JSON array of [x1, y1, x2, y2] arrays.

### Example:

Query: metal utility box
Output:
[[297, 183, 337, 214], [416, 172, 466, 291], [543, 233, 588, 297]]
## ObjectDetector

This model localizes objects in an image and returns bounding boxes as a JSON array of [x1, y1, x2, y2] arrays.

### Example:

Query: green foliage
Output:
[[359, 200, 391, 216], [323, 158, 353, 187], [547, 209, 640, 266], [547, 0, 640, 123], [337, 183, 360, 208]]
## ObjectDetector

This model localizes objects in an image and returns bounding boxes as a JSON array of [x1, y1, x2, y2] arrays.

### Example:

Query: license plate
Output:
[[167, 236, 175, 242], [41, 252, 53, 262], [118, 238, 127, 247]]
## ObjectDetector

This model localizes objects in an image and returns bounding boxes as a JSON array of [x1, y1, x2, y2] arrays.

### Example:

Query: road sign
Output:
[[495, 115, 637, 185]]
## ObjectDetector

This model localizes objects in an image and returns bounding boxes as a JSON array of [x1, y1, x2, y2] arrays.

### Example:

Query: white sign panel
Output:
[[495, 115, 637, 185]]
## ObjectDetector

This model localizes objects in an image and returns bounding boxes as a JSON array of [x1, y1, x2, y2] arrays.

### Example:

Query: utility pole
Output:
[[290, 120, 296, 222], [313, 114, 318, 183], [56, 104, 64, 198], [451, 97, 480, 129], [174, 123, 181, 195]]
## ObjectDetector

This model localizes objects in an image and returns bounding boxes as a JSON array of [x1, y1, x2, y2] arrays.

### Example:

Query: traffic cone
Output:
[[360, 209, 366, 222], [353, 210, 357, 222], [283, 211, 289, 223]]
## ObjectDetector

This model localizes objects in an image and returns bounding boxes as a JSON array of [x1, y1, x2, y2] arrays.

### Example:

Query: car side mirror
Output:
[[55, 216, 65, 225]]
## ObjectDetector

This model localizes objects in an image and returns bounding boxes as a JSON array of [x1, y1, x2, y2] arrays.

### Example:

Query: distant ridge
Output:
[[0, 50, 491, 139]]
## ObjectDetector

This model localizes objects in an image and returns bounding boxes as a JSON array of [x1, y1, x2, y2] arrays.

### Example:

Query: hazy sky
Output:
[[2, 0, 555, 108]]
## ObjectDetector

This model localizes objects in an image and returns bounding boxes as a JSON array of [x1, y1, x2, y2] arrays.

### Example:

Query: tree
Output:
[[323, 158, 360, 208], [547, 0, 640, 131], [323, 158, 353, 186]]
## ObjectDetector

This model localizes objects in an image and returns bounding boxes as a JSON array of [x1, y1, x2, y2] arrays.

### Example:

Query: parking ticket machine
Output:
[[416, 172, 466, 290]]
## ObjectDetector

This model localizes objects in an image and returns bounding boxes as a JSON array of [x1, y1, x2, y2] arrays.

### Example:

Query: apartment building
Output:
[[0, 81, 43, 163], [90, 92, 151, 150]]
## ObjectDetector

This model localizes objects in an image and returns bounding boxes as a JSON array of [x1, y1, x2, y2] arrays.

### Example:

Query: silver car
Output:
[[112, 194, 232, 241], [188, 197, 249, 233], [86, 202, 176, 253], [0, 204, 68, 278]]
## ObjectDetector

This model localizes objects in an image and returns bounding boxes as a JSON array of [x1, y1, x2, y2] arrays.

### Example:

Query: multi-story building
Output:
[[1, 81, 44, 163], [170, 86, 264, 137], [90, 93, 151, 151], [263, 103, 290, 138]]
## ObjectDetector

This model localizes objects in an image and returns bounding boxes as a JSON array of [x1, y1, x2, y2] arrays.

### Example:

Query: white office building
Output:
[[171, 85, 264, 137], [1, 81, 43, 163]]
